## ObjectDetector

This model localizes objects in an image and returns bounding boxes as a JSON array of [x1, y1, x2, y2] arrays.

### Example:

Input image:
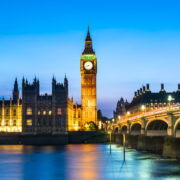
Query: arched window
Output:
[[26, 108, 32, 115], [13, 120, 16, 126], [13, 109, 16, 116], [26, 119, 32, 126]]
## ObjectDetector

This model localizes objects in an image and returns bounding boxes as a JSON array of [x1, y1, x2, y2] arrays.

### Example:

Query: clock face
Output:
[[84, 61, 93, 70]]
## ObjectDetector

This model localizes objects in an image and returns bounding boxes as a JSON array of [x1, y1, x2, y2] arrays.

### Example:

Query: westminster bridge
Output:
[[110, 104, 180, 138]]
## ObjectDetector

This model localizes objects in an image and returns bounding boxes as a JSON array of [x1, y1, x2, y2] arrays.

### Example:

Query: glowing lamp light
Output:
[[141, 105, 145, 111], [168, 95, 174, 102], [118, 115, 121, 119], [74, 124, 79, 131], [127, 111, 130, 116], [98, 121, 102, 129]]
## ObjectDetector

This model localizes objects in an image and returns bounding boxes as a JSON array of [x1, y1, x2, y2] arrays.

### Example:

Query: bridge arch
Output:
[[113, 126, 119, 133], [174, 118, 180, 137], [130, 122, 141, 135], [121, 125, 128, 134], [146, 119, 168, 136]]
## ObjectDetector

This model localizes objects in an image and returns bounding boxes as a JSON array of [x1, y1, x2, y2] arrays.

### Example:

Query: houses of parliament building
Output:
[[0, 28, 98, 134]]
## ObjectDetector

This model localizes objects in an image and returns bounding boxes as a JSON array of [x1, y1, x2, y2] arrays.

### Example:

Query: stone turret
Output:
[[13, 78, 19, 101]]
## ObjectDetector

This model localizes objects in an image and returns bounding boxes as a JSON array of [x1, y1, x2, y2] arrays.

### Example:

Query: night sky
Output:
[[0, 0, 180, 117]]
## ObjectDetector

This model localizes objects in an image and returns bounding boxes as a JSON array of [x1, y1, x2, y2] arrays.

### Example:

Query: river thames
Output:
[[0, 144, 179, 180]]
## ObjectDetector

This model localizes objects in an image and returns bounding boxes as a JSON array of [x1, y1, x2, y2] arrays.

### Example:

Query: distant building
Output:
[[113, 98, 129, 120], [114, 84, 180, 120]]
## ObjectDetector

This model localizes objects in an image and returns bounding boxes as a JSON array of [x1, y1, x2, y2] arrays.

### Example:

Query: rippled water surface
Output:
[[0, 144, 179, 180]]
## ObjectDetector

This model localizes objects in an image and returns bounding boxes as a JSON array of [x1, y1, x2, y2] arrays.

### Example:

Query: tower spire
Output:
[[82, 26, 95, 54], [13, 78, 19, 101], [85, 25, 92, 41]]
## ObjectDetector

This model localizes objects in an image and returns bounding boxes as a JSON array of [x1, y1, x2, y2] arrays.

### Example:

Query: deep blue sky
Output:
[[0, 0, 180, 117]]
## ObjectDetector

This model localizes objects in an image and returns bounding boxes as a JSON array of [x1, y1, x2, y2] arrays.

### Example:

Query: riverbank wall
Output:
[[114, 133, 180, 158], [0, 131, 108, 145]]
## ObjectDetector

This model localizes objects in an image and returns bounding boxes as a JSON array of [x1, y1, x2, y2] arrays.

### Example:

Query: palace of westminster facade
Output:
[[0, 28, 97, 133]]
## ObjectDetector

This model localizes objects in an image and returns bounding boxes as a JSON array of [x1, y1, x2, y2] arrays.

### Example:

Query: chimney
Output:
[[178, 84, 180, 91], [134, 92, 137, 97], [160, 83, 165, 92], [146, 84, 150, 91], [137, 90, 140, 96], [143, 86, 146, 93], [140, 88, 143, 94]]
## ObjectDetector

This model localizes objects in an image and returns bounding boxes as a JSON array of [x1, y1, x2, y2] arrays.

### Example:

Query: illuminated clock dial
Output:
[[84, 61, 93, 70]]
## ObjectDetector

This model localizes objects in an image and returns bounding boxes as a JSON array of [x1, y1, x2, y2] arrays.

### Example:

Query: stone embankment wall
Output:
[[0, 131, 108, 145], [113, 133, 180, 158], [68, 131, 108, 144]]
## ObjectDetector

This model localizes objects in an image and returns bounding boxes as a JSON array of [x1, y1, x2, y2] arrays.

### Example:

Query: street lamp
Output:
[[168, 95, 174, 110], [168, 95, 173, 102], [141, 105, 146, 116], [141, 105, 145, 111], [127, 111, 130, 116]]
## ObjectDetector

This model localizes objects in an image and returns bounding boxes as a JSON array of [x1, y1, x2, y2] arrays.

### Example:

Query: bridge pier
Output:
[[140, 118, 146, 135], [127, 121, 131, 134], [167, 114, 176, 137]]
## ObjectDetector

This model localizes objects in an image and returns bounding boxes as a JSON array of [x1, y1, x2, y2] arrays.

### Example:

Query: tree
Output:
[[84, 121, 98, 131]]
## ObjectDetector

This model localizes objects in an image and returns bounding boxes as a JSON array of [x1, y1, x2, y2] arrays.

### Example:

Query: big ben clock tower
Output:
[[80, 27, 97, 129]]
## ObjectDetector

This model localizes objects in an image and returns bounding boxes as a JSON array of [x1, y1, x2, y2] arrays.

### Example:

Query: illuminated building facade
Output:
[[0, 28, 98, 133], [80, 27, 97, 129], [0, 79, 22, 132], [114, 83, 180, 120]]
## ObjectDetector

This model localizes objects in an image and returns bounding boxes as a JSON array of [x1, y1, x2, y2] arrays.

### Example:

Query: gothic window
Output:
[[5, 120, 9, 126], [13, 120, 16, 126], [26, 108, 32, 115], [26, 119, 32, 126], [13, 109, 16, 116], [78, 112, 80, 118], [48, 110, 52, 115], [6, 109, 9, 116], [43, 110, 46, 115], [57, 108, 61, 115]]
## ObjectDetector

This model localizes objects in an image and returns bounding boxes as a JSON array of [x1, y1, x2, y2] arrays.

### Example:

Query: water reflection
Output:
[[0, 144, 179, 180], [65, 144, 100, 180]]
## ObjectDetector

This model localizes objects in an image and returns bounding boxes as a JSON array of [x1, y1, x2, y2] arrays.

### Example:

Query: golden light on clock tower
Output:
[[80, 27, 97, 129]]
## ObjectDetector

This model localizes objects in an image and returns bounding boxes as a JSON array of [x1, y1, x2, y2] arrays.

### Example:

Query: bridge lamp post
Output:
[[111, 119, 115, 130], [168, 95, 174, 110], [127, 111, 130, 116], [126, 111, 131, 127], [141, 105, 146, 116]]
